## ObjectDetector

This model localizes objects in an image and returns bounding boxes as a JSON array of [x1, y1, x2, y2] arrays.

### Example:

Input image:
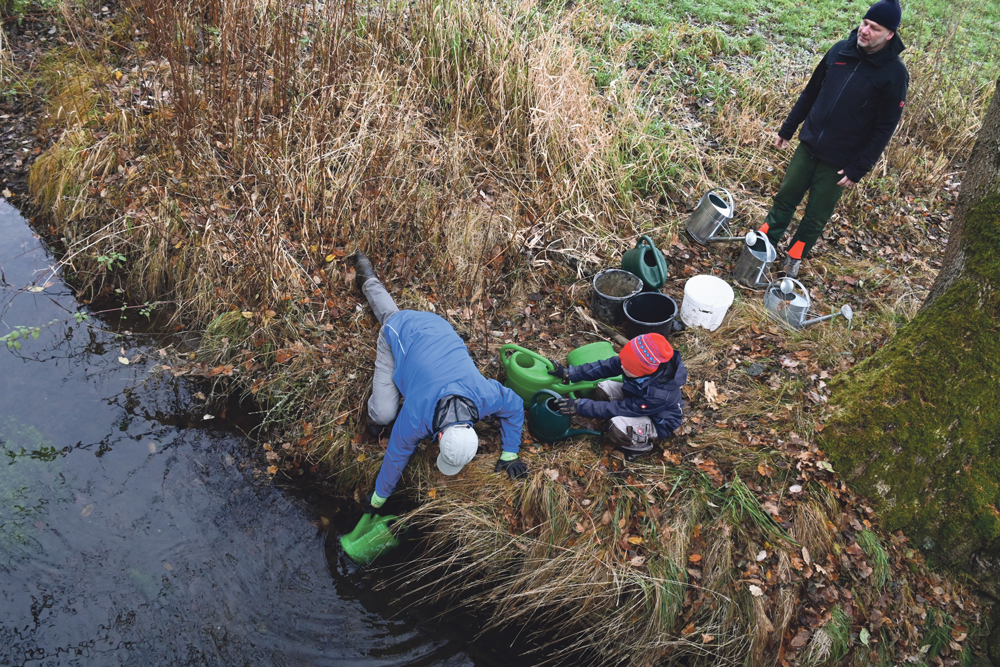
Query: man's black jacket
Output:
[[779, 29, 908, 183]]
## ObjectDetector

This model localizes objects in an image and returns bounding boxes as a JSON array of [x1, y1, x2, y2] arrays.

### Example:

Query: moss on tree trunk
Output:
[[822, 79, 1000, 592]]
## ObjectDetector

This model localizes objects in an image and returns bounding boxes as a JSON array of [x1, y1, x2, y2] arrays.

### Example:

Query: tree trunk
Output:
[[821, 78, 1000, 593]]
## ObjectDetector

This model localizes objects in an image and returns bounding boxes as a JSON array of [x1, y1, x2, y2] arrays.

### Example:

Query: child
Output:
[[550, 333, 686, 456]]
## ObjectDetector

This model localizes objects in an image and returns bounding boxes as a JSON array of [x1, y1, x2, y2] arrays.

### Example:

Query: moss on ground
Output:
[[823, 194, 1000, 579]]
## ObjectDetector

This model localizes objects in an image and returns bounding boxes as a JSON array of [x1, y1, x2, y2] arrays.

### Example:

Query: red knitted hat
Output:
[[619, 333, 674, 377]]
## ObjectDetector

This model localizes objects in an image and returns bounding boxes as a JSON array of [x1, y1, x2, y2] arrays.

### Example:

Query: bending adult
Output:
[[351, 252, 528, 514], [759, 0, 909, 278]]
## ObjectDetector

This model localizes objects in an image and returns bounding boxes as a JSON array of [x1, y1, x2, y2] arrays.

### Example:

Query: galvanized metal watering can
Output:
[[528, 390, 602, 443], [621, 235, 668, 291], [764, 278, 854, 329], [686, 188, 743, 245], [732, 231, 776, 288]]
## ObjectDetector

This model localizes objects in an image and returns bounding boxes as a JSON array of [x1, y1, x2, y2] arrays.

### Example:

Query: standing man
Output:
[[760, 0, 908, 278], [351, 252, 529, 514]]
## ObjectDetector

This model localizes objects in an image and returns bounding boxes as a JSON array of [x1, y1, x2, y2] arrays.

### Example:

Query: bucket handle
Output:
[[501, 344, 553, 371]]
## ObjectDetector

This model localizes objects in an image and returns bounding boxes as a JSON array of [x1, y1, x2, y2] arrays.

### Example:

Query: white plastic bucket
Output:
[[680, 275, 735, 332]]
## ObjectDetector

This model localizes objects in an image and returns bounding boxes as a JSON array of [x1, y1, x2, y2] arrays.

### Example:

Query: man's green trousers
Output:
[[761, 143, 846, 260]]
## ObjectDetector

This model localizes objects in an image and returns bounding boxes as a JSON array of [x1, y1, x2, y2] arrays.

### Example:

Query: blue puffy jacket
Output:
[[567, 352, 687, 438], [374, 311, 525, 499]]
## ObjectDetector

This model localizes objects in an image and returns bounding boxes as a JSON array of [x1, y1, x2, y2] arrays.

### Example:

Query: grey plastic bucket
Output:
[[592, 269, 643, 325]]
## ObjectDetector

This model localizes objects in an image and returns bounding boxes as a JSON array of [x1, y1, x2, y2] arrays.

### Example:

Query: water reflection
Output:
[[0, 200, 508, 666]]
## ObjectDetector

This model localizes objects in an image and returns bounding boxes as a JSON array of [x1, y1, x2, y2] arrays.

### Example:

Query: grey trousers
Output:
[[595, 380, 657, 447], [362, 278, 402, 426]]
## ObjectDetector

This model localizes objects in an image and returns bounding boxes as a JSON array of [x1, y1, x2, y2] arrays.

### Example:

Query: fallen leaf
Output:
[[704, 380, 719, 404], [630, 555, 646, 567], [118, 356, 130, 365], [756, 550, 767, 562], [26, 285, 44, 293], [544, 468, 560, 481], [241, 311, 254, 318], [702, 634, 715, 644], [163, 563, 173, 571], [860, 627, 870, 646], [81, 504, 94, 517], [628, 536, 643, 545], [356, 453, 366, 462], [802, 546, 811, 566], [749, 585, 764, 597], [789, 627, 811, 649], [688, 554, 702, 563], [428, 489, 437, 499], [267, 465, 278, 475], [682, 622, 697, 635]]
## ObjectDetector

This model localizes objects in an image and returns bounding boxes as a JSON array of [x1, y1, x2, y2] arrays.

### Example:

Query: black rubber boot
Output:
[[351, 251, 378, 293], [367, 421, 394, 440]]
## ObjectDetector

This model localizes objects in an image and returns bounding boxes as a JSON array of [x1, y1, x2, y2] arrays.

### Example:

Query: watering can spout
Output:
[[556, 428, 603, 441]]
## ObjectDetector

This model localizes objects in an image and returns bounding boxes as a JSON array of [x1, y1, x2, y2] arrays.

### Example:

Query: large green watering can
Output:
[[528, 390, 602, 443], [621, 235, 668, 291], [340, 513, 405, 565], [501, 343, 621, 406]]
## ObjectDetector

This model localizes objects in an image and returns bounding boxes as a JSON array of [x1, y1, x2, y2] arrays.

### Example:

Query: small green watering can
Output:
[[340, 513, 405, 565], [528, 390, 602, 443], [501, 344, 619, 405], [621, 235, 668, 291]]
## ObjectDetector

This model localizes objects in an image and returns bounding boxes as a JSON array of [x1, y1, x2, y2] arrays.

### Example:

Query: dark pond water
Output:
[[0, 201, 517, 666]]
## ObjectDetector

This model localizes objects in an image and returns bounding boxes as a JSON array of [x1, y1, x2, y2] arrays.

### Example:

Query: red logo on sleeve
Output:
[[900, 101, 906, 107]]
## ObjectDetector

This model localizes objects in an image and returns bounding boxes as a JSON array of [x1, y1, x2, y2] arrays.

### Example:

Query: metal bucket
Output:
[[686, 188, 735, 245], [591, 269, 643, 325], [732, 231, 776, 288], [764, 278, 810, 328]]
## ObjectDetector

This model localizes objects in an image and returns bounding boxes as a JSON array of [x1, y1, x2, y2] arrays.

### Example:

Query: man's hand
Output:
[[495, 454, 528, 480], [360, 490, 386, 514], [547, 359, 568, 383], [836, 170, 856, 188], [774, 135, 790, 150], [554, 397, 577, 415]]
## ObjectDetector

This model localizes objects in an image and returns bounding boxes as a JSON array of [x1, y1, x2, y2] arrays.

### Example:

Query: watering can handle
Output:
[[707, 187, 734, 214], [635, 235, 668, 279], [500, 344, 554, 370], [531, 389, 563, 405]]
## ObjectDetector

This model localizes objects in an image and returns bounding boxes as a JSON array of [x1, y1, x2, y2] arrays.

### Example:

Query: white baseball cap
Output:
[[436, 424, 479, 475]]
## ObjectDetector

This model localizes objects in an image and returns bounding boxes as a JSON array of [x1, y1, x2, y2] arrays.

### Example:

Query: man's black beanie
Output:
[[864, 0, 901, 31]]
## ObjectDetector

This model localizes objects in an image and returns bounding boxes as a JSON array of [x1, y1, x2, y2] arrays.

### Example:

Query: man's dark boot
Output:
[[351, 251, 378, 293]]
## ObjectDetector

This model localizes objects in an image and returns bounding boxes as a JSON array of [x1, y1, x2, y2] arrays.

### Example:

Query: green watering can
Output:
[[501, 344, 621, 406], [528, 390, 602, 443], [621, 235, 668, 291], [340, 513, 405, 565]]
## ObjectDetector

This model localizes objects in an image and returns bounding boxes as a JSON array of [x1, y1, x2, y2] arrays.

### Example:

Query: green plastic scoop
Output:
[[340, 513, 405, 565]]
